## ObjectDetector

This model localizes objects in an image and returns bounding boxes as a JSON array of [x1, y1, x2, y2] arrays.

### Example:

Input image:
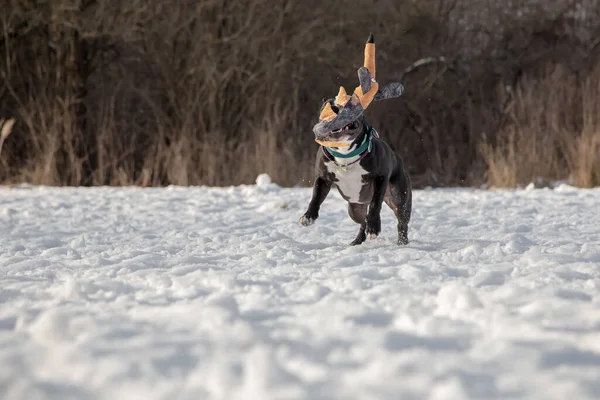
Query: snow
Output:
[[255, 173, 272, 187], [1, 179, 600, 399]]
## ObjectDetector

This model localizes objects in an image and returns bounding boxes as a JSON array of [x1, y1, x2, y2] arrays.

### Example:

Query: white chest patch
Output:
[[325, 161, 369, 203]]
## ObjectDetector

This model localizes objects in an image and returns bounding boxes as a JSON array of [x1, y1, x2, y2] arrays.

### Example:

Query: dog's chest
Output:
[[325, 161, 372, 204]]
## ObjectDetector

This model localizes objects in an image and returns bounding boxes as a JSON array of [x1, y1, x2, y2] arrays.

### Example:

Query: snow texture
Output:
[[1, 180, 600, 400]]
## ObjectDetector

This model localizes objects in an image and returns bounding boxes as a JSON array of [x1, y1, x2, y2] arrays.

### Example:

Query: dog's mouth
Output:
[[315, 120, 361, 147], [330, 120, 360, 135]]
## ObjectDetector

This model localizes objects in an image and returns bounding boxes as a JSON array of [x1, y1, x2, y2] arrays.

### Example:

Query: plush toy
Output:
[[313, 33, 404, 147]]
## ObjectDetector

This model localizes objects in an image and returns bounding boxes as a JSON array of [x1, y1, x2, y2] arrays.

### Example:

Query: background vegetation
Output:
[[1, 0, 599, 188]]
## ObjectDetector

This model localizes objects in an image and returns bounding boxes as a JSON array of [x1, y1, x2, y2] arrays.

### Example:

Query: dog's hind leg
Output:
[[385, 169, 412, 245], [348, 203, 368, 246]]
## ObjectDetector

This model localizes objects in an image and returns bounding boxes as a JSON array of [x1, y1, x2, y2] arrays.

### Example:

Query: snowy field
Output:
[[1, 179, 600, 400]]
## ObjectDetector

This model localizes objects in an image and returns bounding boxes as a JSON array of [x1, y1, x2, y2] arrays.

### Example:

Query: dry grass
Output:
[[563, 65, 600, 187], [0, 118, 15, 159], [481, 64, 600, 188]]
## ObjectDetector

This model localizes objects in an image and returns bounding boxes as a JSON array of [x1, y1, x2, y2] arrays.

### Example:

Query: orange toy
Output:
[[312, 33, 404, 147]]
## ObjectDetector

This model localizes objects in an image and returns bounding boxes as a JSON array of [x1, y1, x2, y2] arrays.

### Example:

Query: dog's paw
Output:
[[299, 215, 315, 226], [350, 230, 367, 246], [365, 214, 381, 239], [398, 236, 409, 246]]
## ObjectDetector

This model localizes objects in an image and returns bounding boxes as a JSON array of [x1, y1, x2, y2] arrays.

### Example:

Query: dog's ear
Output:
[[319, 98, 333, 111]]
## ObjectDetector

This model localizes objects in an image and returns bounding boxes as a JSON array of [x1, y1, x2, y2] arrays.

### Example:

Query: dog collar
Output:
[[325, 134, 371, 159], [323, 122, 378, 159], [321, 140, 371, 171]]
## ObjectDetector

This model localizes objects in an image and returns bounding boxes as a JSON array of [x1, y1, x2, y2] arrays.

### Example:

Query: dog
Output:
[[298, 33, 412, 246], [299, 111, 412, 245]]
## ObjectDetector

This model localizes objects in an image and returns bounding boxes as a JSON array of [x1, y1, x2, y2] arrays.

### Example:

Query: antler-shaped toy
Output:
[[313, 33, 404, 145]]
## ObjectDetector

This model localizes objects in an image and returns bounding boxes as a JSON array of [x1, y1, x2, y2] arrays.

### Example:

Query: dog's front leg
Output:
[[366, 175, 388, 239], [300, 176, 331, 226]]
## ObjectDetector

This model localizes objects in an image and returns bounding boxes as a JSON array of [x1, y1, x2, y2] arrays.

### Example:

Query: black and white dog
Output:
[[299, 110, 412, 246], [299, 33, 411, 246]]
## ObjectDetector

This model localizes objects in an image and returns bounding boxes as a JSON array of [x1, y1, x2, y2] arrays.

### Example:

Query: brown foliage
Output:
[[1, 0, 599, 187], [481, 64, 600, 188]]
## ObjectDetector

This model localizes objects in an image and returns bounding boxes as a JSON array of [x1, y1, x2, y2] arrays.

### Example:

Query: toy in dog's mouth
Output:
[[311, 32, 404, 149], [315, 120, 360, 147]]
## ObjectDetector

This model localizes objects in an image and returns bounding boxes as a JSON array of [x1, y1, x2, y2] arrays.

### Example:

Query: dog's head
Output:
[[312, 32, 404, 148]]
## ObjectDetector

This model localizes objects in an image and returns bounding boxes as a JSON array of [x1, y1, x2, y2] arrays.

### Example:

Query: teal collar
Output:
[[325, 130, 372, 159]]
